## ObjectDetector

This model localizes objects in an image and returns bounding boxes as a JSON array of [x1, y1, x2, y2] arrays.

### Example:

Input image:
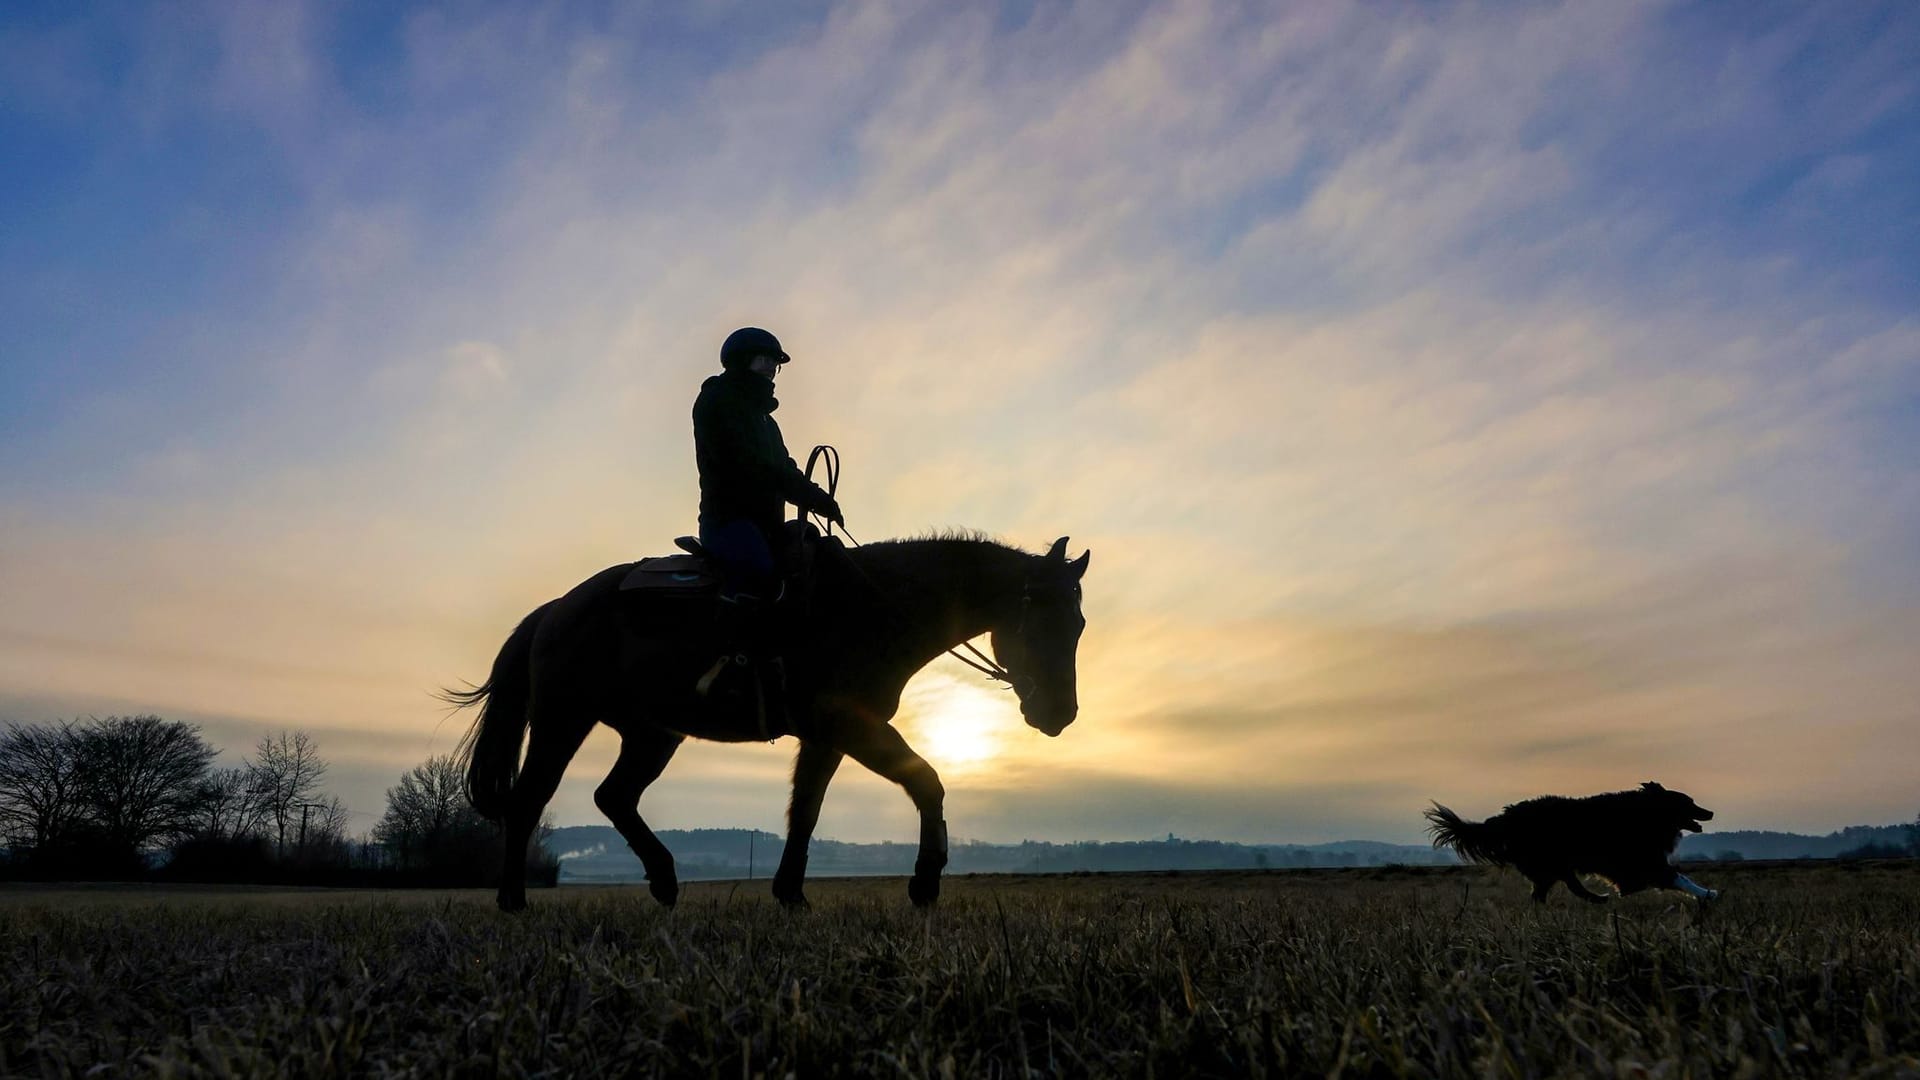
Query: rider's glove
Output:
[[818, 496, 845, 527]]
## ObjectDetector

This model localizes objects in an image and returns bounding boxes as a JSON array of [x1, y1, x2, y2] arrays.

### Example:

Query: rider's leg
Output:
[[699, 518, 778, 599], [695, 520, 785, 724]]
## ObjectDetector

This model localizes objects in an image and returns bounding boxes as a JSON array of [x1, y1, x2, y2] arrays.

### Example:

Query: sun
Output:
[[901, 669, 1014, 770]]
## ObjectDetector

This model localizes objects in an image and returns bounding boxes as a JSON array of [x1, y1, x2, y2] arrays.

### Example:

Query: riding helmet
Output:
[[720, 327, 789, 369]]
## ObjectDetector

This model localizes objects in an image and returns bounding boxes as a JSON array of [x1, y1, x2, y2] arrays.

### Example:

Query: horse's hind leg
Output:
[[772, 739, 844, 910], [497, 708, 594, 913], [594, 727, 685, 908]]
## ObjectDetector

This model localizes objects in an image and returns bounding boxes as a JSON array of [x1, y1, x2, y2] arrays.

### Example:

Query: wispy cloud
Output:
[[2, 1, 1916, 842]]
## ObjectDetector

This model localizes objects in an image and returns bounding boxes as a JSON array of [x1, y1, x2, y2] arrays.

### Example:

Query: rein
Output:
[[798, 445, 1026, 693]]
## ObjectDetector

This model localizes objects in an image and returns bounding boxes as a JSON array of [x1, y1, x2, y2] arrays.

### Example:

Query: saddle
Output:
[[617, 524, 835, 603], [617, 537, 722, 594], [616, 527, 845, 743]]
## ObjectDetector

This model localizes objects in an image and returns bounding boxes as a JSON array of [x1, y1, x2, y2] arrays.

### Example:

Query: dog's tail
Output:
[[1424, 803, 1507, 865]]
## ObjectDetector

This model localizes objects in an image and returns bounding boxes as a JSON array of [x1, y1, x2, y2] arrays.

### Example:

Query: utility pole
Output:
[[295, 801, 328, 854]]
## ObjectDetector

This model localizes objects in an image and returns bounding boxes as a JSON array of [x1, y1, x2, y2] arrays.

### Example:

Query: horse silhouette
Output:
[[446, 533, 1089, 911]]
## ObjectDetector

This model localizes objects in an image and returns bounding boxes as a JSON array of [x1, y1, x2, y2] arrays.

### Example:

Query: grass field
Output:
[[4, 861, 1917, 1077]]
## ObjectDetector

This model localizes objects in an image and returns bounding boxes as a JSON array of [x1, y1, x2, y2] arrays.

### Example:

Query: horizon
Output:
[[4, 3, 1919, 849], [539, 816, 1917, 848]]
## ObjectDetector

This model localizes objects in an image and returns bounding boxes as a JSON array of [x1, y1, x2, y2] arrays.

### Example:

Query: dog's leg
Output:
[[1529, 876, 1555, 903], [1562, 873, 1609, 903], [1672, 873, 1719, 901]]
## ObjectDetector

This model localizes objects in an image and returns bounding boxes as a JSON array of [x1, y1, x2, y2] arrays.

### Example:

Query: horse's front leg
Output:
[[773, 738, 844, 909], [832, 719, 947, 907]]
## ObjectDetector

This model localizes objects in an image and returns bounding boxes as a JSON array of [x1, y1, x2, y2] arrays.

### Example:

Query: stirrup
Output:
[[694, 653, 748, 698], [693, 653, 783, 742], [754, 657, 788, 742]]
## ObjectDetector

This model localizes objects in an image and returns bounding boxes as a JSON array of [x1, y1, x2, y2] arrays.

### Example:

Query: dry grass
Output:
[[3, 862, 1917, 1077]]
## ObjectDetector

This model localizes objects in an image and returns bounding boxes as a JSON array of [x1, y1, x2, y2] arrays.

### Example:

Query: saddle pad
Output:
[[618, 553, 718, 592]]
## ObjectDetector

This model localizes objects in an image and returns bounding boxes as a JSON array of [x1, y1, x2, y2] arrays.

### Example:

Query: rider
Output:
[[692, 326, 843, 718]]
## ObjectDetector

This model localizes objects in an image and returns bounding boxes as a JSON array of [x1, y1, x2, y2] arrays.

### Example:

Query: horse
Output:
[[446, 532, 1089, 911]]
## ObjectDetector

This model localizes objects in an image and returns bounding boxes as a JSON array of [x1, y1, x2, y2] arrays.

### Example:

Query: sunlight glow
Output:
[[900, 668, 1015, 771]]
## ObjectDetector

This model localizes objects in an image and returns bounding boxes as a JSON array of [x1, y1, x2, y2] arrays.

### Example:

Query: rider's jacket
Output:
[[693, 368, 833, 540]]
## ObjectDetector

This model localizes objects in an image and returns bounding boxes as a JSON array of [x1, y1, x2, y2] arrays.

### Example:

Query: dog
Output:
[[1425, 781, 1719, 903]]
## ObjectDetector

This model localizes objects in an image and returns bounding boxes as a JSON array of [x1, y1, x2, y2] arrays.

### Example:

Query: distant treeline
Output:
[[551, 817, 1920, 883], [0, 715, 557, 887], [550, 826, 1462, 882], [1676, 822, 1920, 863]]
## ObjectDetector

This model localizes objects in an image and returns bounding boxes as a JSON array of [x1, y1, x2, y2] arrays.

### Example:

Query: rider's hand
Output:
[[819, 496, 845, 527]]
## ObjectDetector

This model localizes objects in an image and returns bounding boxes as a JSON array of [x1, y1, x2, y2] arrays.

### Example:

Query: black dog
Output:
[[1425, 781, 1719, 903]]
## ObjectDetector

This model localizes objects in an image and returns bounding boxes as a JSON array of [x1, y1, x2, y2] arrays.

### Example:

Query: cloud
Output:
[[1, 0, 1916, 841]]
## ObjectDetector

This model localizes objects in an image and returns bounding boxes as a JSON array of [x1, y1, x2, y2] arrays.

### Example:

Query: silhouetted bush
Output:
[[1837, 841, 1913, 861], [162, 834, 279, 883], [5, 834, 153, 882]]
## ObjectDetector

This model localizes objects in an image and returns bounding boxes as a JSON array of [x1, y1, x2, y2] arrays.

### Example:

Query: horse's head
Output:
[[990, 536, 1090, 737]]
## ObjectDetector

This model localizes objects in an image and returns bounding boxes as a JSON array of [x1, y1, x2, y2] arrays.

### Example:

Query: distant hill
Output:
[[547, 826, 1457, 882], [547, 819, 1917, 882], [1676, 823, 1918, 862]]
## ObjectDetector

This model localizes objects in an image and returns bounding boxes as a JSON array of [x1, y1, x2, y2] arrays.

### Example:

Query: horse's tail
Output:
[[445, 601, 555, 824], [1424, 803, 1507, 865]]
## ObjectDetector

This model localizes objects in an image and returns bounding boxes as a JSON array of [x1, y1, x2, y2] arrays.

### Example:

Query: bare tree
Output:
[[252, 731, 328, 854], [76, 715, 217, 855], [0, 721, 86, 853], [375, 755, 491, 870], [195, 765, 271, 841], [286, 794, 356, 864], [313, 795, 353, 841]]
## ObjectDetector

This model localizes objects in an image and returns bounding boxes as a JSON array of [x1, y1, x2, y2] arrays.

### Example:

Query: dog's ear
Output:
[[1641, 780, 1665, 792]]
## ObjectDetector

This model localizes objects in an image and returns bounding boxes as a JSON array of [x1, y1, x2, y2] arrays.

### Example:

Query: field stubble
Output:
[[3, 862, 1918, 1077]]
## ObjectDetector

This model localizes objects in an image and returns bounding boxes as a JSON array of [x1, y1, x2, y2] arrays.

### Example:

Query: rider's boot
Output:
[[696, 592, 788, 737]]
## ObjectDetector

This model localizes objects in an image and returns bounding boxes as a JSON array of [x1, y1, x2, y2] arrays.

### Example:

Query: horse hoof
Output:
[[908, 875, 940, 908], [773, 885, 809, 911], [649, 877, 679, 908]]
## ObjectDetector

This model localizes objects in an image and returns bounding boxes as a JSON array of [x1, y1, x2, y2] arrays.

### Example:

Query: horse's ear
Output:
[[1046, 536, 1069, 561], [1070, 549, 1090, 579]]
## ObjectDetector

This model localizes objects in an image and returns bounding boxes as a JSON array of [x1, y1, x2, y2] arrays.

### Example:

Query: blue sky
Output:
[[2, 1, 1918, 844]]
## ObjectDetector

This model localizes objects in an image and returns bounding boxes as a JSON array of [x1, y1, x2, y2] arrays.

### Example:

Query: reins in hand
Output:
[[798, 444, 1021, 691]]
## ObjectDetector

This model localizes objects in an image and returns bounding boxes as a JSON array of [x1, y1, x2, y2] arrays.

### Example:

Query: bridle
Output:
[[799, 444, 1036, 697], [947, 588, 1041, 699]]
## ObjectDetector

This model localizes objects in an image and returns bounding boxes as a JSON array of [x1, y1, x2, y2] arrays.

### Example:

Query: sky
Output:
[[2, 1, 1918, 847]]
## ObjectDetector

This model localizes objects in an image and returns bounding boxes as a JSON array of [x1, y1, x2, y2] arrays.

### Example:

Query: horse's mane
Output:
[[856, 528, 1028, 554], [841, 531, 1034, 593]]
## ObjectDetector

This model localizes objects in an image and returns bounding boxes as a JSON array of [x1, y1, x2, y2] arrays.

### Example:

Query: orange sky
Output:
[[3, 2, 1918, 844]]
